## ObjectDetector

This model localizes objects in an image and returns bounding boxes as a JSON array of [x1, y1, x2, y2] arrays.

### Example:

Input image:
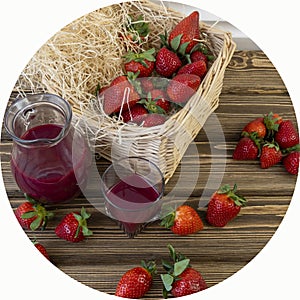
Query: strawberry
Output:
[[206, 184, 247, 227], [242, 117, 266, 139], [122, 14, 150, 45], [142, 113, 166, 127], [282, 151, 299, 175], [155, 47, 182, 77], [263, 112, 283, 139], [14, 195, 53, 230], [121, 104, 148, 124], [260, 142, 282, 169], [160, 205, 203, 235], [166, 74, 201, 104], [190, 50, 208, 64], [123, 48, 156, 77], [140, 77, 154, 94], [232, 136, 260, 160], [275, 120, 299, 149], [177, 60, 207, 79], [139, 90, 171, 114], [55, 207, 93, 243], [103, 74, 140, 115], [115, 260, 156, 299], [161, 245, 207, 298], [168, 11, 200, 54], [33, 240, 50, 260]]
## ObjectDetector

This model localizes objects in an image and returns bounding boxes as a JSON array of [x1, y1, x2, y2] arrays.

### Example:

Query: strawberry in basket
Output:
[[123, 48, 156, 78], [168, 11, 201, 54], [102, 72, 141, 115]]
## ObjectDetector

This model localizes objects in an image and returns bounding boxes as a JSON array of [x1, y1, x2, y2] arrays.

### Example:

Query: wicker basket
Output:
[[15, 0, 236, 183]]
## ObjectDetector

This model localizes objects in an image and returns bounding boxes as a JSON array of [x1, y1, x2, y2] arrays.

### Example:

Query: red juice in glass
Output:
[[10, 123, 91, 204], [106, 174, 161, 235]]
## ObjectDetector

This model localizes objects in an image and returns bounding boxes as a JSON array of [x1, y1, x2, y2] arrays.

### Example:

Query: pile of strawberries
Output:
[[115, 244, 207, 299], [99, 11, 212, 127], [233, 112, 299, 174]]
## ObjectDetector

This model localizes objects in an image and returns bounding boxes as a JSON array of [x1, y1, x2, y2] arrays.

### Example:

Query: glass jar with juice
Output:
[[4, 93, 91, 204]]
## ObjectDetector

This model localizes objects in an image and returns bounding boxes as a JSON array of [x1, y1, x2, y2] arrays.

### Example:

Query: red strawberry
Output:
[[142, 113, 166, 127], [177, 60, 207, 79], [232, 136, 260, 160], [123, 48, 156, 77], [55, 207, 93, 243], [115, 260, 156, 299], [206, 184, 247, 227], [243, 117, 266, 139], [122, 14, 150, 45], [33, 240, 50, 260], [161, 245, 207, 298], [168, 11, 200, 54], [283, 151, 299, 175], [155, 47, 182, 77], [140, 77, 154, 94], [263, 112, 283, 139], [103, 74, 140, 115], [260, 142, 282, 169], [121, 104, 148, 124], [167, 74, 201, 104], [160, 205, 203, 235], [171, 267, 207, 297], [275, 120, 299, 149], [139, 89, 171, 114], [14, 195, 53, 230], [190, 50, 208, 64]]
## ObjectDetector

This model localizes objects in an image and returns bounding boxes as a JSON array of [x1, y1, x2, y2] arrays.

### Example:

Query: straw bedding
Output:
[[14, 0, 236, 182]]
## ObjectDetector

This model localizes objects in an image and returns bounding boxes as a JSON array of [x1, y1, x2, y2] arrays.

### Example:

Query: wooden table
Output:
[[1, 51, 298, 299]]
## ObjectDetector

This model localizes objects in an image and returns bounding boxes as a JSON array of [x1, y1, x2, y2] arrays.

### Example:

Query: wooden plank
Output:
[[1, 50, 298, 299]]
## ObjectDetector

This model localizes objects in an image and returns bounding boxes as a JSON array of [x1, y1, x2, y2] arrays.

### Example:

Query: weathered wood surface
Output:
[[1, 51, 298, 299]]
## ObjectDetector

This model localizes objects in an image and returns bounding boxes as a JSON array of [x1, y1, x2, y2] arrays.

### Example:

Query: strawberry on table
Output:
[[160, 205, 203, 235], [55, 207, 93, 243], [282, 151, 299, 175], [123, 48, 156, 78], [33, 240, 50, 260], [275, 120, 299, 149], [15, 195, 53, 231], [177, 60, 207, 79], [161, 244, 207, 298], [102, 73, 141, 115], [115, 260, 156, 299], [260, 142, 282, 169], [232, 135, 260, 160], [242, 117, 266, 139], [168, 11, 200, 54], [166, 73, 201, 104], [206, 184, 247, 227], [155, 47, 182, 77]]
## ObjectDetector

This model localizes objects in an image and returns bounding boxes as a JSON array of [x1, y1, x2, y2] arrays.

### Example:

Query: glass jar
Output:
[[4, 93, 92, 204]]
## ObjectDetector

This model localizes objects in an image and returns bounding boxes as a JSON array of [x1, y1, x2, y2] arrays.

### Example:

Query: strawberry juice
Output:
[[105, 173, 161, 235], [10, 123, 91, 204]]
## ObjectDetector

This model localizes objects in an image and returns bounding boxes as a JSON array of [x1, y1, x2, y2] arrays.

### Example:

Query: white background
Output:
[[0, 1, 299, 299]]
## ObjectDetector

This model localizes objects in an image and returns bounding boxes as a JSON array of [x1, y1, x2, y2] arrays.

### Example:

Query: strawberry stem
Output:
[[217, 184, 247, 207]]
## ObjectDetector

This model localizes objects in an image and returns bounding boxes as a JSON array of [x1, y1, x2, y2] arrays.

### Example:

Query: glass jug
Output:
[[4, 93, 92, 204]]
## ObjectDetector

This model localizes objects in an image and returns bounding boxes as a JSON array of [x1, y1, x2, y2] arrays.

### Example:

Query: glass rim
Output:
[[100, 156, 165, 213], [4, 92, 72, 146]]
